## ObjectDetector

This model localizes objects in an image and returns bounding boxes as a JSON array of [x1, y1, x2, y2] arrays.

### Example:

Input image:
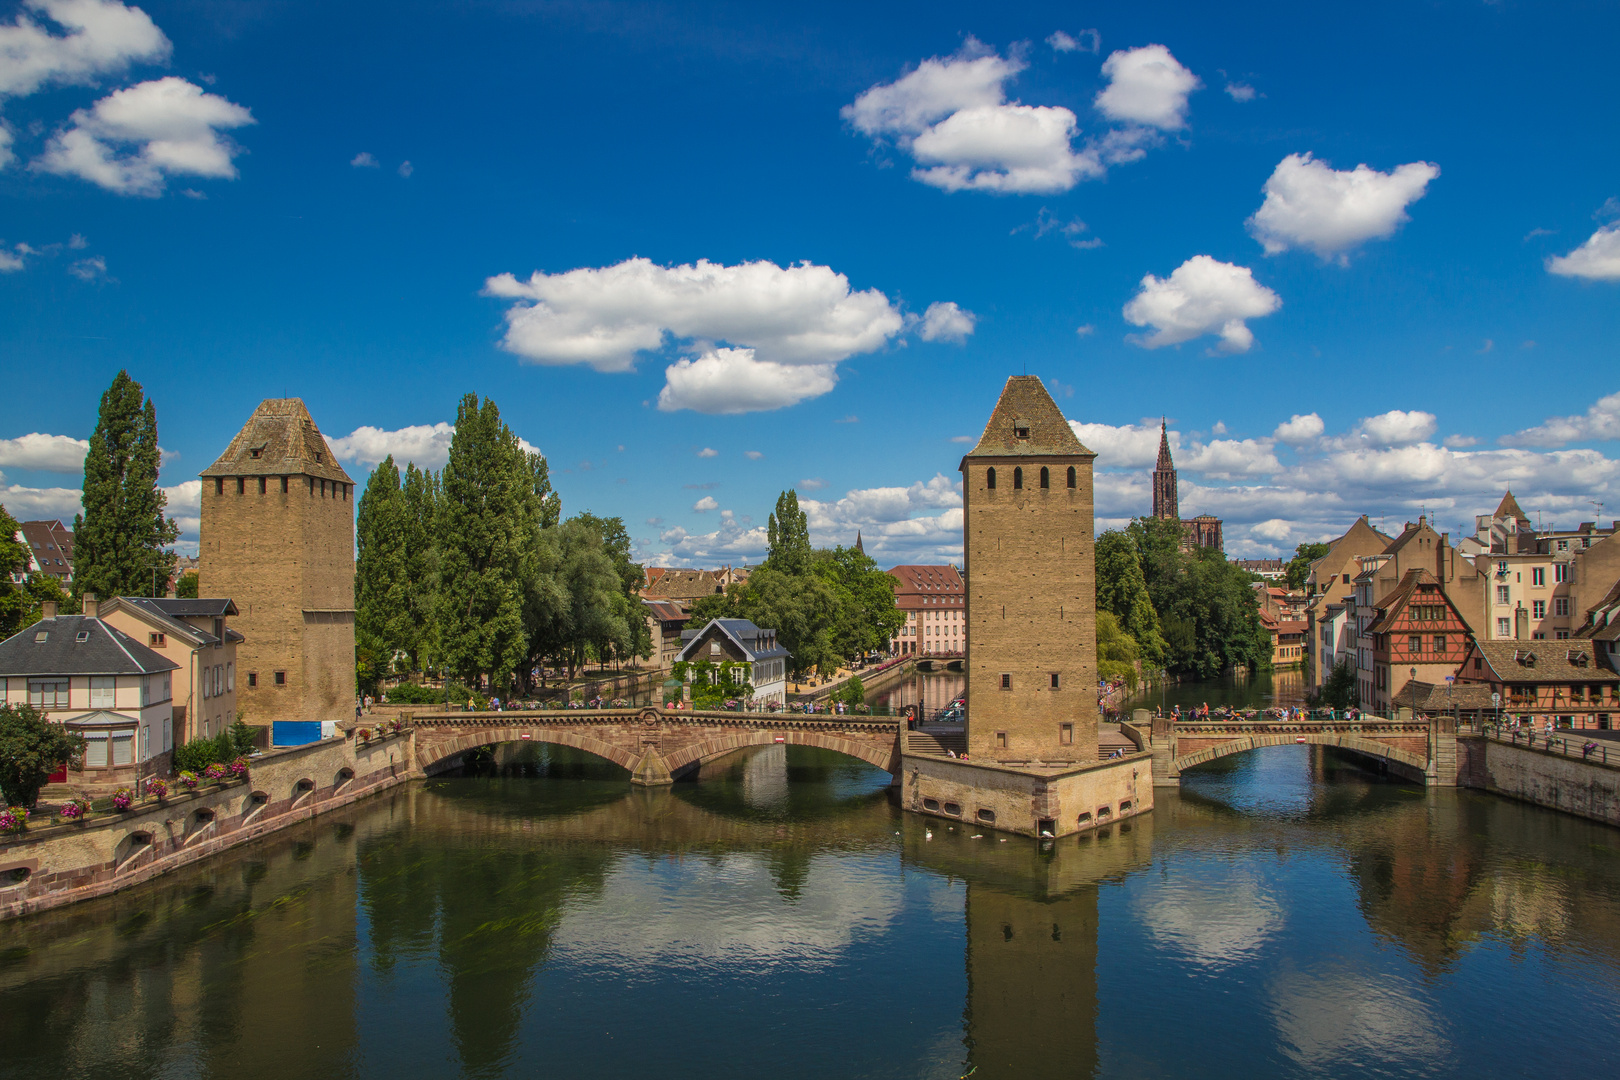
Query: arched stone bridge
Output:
[[406, 706, 903, 785], [1147, 717, 1456, 787]]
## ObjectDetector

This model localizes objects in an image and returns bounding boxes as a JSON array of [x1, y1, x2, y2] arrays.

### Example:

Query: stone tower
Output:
[[961, 376, 1099, 764], [199, 399, 356, 730], [1152, 419, 1178, 520]]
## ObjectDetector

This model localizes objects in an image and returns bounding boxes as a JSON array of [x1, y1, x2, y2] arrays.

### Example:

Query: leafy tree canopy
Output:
[[0, 703, 84, 808], [74, 370, 178, 600], [1286, 541, 1332, 590]]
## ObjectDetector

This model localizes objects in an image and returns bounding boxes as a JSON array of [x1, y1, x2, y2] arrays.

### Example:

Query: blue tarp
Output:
[[272, 720, 323, 746]]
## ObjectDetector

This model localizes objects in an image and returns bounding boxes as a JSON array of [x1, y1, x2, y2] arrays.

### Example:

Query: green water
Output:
[[2, 744, 1618, 1079]]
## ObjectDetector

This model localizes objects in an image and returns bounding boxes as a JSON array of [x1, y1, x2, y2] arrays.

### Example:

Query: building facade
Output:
[[675, 618, 790, 705], [961, 376, 1098, 764], [199, 399, 356, 730], [1456, 639, 1619, 729], [11, 519, 74, 586], [1149, 421, 1223, 554], [0, 603, 177, 790], [97, 595, 242, 745], [888, 564, 964, 656], [1304, 516, 1395, 688], [1363, 569, 1474, 714]]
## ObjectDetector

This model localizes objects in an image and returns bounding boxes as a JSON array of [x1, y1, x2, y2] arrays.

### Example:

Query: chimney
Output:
[[41, 600, 58, 619], [166, 586, 177, 599], [82, 591, 97, 614]]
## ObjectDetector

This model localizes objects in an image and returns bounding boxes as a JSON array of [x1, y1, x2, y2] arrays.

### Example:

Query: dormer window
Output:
[[1013, 420, 1030, 439], [315, 452, 324, 463], [75, 630, 90, 642], [249, 447, 263, 459]]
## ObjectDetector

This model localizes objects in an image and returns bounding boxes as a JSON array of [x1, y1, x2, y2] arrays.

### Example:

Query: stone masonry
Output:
[[199, 399, 356, 730], [961, 376, 1100, 764]]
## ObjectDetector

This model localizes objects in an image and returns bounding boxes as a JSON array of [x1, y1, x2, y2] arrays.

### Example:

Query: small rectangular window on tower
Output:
[[247, 672, 257, 688], [995, 731, 1007, 748], [1060, 723, 1073, 745], [1000, 673, 1011, 690], [1050, 672, 1060, 689], [273, 671, 286, 686]]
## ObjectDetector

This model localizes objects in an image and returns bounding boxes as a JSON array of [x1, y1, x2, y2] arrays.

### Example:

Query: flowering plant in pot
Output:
[[111, 788, 134, 811], [203, 763, 228, 782], [356, 727, 372, 742], [147, 777, 169, 800], [0, 807, 27, 834], [59, 797, 90, 821], [178, 770, 200, 790], [228, 756, 250, 778], [389, 718, 402, 734]]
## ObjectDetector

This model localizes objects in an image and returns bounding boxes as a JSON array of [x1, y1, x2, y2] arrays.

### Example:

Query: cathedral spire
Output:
[[1152, 419, 1179, 520]]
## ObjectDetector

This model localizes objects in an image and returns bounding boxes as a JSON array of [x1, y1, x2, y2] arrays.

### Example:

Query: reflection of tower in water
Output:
[[741, 743, 789, 808]]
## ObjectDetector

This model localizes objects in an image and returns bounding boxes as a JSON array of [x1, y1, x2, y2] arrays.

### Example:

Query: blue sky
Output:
[[2, 0, 1617, 568]]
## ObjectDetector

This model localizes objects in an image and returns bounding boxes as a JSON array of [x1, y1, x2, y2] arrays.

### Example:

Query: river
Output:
[[2, 742, 1618, 1080]]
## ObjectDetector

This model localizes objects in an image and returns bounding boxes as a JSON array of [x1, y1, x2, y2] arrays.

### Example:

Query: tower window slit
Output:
[[1039, 466, 1049, 489], [1013, 467, 1023, 490]]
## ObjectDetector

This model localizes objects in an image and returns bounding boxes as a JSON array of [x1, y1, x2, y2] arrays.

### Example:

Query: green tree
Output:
[[401, 462, 440, 669], [1096, 610, 1140, 683], [766, 490, 811, 574], [687, 587, 737, 624], [1309, 659, 1359, 710], [73, 371, 178, 601], [734, 563, 840, 677], [174, 571, 199, 599], [434, 395, 539, 690], [573, 511, 651, 666], [812, 545, 906, 663], [1286, 541, 1332, 590], [356, 455, 415, 672], [1094, 529, 1166, 666], [0, 703, 85, 808], [533, 516, 634, 682]]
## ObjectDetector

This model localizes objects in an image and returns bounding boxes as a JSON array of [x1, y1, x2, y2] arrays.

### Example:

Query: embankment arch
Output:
[[666, 730, 898, 777], [416, 727, 639, 775], [1173, 732, 1427, 776]]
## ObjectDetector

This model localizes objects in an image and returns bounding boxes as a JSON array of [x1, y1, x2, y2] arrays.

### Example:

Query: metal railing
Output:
[[1468, 723, 1616, 767]]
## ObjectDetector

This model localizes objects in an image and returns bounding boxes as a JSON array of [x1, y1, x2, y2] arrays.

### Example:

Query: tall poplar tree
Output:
[[74, 371, 178, 600], [434, 394, 538, 689], [355, 455, 415, 672], [401, 462, 440, 668], [766, 489, 810, 574]]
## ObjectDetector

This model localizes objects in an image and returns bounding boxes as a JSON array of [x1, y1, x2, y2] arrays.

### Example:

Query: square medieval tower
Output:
[[961, 376, 1099, 764], [199, 399, 356, 729]]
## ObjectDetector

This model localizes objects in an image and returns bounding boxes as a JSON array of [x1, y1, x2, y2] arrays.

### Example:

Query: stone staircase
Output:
[[906, 730, 967, 757]]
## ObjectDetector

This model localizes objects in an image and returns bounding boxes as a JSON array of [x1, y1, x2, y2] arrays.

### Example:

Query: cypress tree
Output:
[[766, 489, 811, 574], [73, 371, 178, 600], [401, 462, 439, 669], [355, 456, 414, 673], [434, 394, 536, 689]]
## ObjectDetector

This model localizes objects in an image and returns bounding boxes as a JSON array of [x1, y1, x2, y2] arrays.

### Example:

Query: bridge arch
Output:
[[664, 730, 898, 777], [1173, 732, 1427, 776], [415, 726, 640, 775]]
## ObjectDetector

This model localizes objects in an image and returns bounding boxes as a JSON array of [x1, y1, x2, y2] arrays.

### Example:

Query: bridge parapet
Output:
[[1157, 719, 1448, 788]]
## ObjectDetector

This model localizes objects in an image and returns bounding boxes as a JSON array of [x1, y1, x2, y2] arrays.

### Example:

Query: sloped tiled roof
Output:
[[0, 616, 178, 676], [1494, 490, 1529, 521], [1467, 640, 1619, 684], [1365, 568, 1463, 634], [965, 376, 1092, 459], [202, 398, 352, 483]]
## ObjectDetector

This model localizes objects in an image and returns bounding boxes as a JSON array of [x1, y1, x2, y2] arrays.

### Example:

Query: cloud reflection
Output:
[[1137, 865, 1284, 968]]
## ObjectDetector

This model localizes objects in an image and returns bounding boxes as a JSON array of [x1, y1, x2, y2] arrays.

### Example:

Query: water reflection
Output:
[[2, 746, 1620, 1080]]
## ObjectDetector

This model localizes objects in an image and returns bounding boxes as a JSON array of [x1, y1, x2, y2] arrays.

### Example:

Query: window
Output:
[[149, 632, 165, 647], [1554, 598, 1571, 617], [1013, 422, 1029, 439], [163, 718, 171, 750], [1474, 657, 1483, 671], [1050, 672, 1060, 689], [1434, 635, 1447, 654], [112, 732, 133, 767], [1000, 673, 1011, 689], [1498, 617, 1511, 636], [236, 477, 246, 495], [1013, 467, 1023, 490], [986, 467, 996, 490], [1555, 564, 1570, 583], [995, 731, 1007, 748], [215, 477, 224, 495], [227, 663, 234, 692], [1059, 723, 1073, 744], [1497, 585, 1511, 604], [140, 725, 149, 761], [259, 476, 267, 494], [274, 671, 286, 686], [1557, 539, 1569, 551], [90, 675, 114, 709], [1408, 634, 1423, 653], [1532, 567, 1545, 587], [29, 679, 69, 707], [1039, 466, 1050, 489], [281, 476, 289, 493], [1533, 600, 1547, 619], [83, 732, 109, 768], [1533, 632, 1546, 640], [1556, 630, 1570, 640]]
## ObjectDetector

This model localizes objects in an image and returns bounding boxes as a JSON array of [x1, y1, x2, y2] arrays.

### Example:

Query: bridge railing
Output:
[[1466, 723, 1618, 768]]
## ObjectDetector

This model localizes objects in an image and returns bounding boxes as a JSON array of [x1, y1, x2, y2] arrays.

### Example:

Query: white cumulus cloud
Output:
[[657, 348, 840, 415], [1123, 255, 1281, 353], [1094, 44, 1200, 130], [692, 496, 718, 513], [0, 432, 89, 471], [1355, 410, 1437, 446], [1500, 390, 1620, 447], [1546, 221, 1620, 281], [350, 151, 378, 167], [0, 0, 169, 100], [1047, 29, 1099, 55], [1273, 413, 1325, 445], [0, 243, 24, 271], [1248, 153, 1439, 260], [34, 76, 255, 196], [326, 422, 540, 471], [917, 300, 976, 343]]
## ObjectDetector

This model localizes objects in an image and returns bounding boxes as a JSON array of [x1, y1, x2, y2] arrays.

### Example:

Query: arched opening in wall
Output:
[[184, 807, 217, 847], [115, 831, 154, 872], [243, 789, 271, 824], [292, 778, 316, 805], [1096, 805, 1113, 820], [0, 863, 32, 889], [1039, 466, 1049, 489], [1067, 466, 1076, 489], [986, 467, 996, 490], [1119, 799, 1133, 813], [1077, 811, 1093, 826], [1013, 467, 1023, 490], [434, 740, 633, 781], [977, 808, 996, 824], [334, 766, 355, 791]]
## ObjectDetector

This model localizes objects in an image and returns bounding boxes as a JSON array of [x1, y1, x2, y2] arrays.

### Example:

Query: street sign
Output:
[[1491, 692, 1501, 705], [1445, 676, 1455, 683]]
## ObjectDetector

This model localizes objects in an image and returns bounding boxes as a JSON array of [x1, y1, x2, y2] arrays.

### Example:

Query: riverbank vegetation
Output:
[[355, 393, 651, 699], [1095, 516, 1271, 679]]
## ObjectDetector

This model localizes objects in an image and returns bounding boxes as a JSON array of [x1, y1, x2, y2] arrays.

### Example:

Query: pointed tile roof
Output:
[[1494, 490, 1529, 521], [964, 376, 1092, 459], [202, 398, 353, 483]]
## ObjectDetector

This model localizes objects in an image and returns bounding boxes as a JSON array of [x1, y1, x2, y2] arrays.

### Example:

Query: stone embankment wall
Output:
[[902, 752, 1153, 838], [0, 730, 412, 921], [1457, 735, 1620, 827]]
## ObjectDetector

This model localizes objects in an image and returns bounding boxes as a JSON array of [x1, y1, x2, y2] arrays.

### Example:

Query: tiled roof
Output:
[[964, 375, 1092, 459], [0, 615, 178, 676], [1494, 490, 1529, 521], [1467, 640, 1619, 684], [677, 618, 790, 663], [1365, 568, 1460, 635], [202, 398, 352, 483]]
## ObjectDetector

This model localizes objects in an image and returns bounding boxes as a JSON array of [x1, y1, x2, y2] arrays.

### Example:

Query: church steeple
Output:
[[1152, 418, 1179, 520]]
